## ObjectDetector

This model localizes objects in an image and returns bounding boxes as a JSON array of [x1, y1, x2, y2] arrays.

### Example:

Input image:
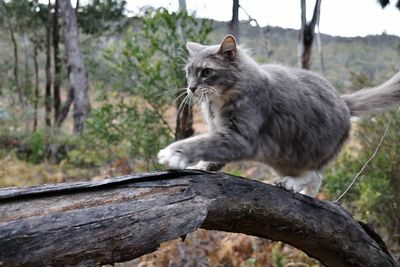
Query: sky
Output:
[[126, 0, 400, 37]]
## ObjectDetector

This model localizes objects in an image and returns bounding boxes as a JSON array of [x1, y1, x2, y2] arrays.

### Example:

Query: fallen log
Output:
[[0, 170, 398, 267]]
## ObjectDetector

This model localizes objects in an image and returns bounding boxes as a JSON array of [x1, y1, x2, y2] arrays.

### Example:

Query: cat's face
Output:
[[184, 35, 239, 103]]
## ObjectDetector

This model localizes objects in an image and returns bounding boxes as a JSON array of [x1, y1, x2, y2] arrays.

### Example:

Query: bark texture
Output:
[[0, 171, 397, 267], [45, 0, 53, 128], [53, 0, 62, 123], [59, 0, 90, 133], [33, 45, 39, 132]]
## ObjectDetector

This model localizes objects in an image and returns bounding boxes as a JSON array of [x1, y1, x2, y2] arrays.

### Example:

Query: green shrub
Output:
[[27, 130, 45, 163], [323, 72, 400, 247], [69, 8, 212, 171]]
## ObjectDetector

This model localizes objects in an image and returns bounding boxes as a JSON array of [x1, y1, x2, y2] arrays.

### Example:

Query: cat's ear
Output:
[[219, 35, 237, 58], [186, 42, 204, 55]]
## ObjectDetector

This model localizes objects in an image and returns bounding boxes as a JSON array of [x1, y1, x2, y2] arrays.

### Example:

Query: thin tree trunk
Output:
[[75, 0, 79, 13], [298, 0, 322, 70], [59, 0, 91, 133], [33, 45, 39, 132], [53, 0, 62, 123], [178, 0, 186, 12], [45, 0, 53, 128], [230, 0, 239, 42], [298, 0, 306, 68], [315, 0, 325, 75], [56, 87, 74, 127], [1, 0, 23, 104], [23, 34, 29, 97], [175, 95, 194, 140]]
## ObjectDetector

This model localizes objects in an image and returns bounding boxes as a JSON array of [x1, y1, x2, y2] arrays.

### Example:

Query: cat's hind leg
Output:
[[274, 171, 322, 196], [300, 171, 322, 196]]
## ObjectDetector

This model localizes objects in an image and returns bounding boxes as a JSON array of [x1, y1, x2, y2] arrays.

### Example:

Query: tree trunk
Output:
[[33, 45, 39, 132], [59, 0, 90, 133], [0, 171, 398, 267], [175, 94, 194, 140], [315, 0, 324, 74], [53, 0, 62, 125], [178, 0, 186, 12], [298, 0, 322, 70], [45, 0, 53, 129], [56, 87, 74, 127], [75, 0, 80, 13], [230, 0, 239, 42], [1, 0, 23, 104]]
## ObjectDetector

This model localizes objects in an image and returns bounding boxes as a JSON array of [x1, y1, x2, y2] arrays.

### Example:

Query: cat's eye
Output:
[[201, 68, 213, 78]]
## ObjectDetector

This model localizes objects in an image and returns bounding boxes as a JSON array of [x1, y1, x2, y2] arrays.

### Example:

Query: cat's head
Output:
[[184, 35, 241, 103]]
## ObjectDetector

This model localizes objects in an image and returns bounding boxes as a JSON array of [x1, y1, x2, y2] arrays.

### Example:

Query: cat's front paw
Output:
[[157, 145, 189, 169], [274, 176, 304, 194]]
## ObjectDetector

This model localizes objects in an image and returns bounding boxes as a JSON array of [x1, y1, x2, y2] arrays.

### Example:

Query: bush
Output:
[[69, 8, 212, 171], [323, 73, 400, 248]]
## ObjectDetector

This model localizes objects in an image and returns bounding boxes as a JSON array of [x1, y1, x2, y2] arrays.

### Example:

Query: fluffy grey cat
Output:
[[158, 35, 400, 196]]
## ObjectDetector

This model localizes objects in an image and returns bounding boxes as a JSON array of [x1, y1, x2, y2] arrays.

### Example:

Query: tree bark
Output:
[[230, 0, 239, 42], [56, 87, 74, 127], [45, 0, 53, 128], [59, 0, 90, 133], [33, 45, 39, 132], [53, 0, 62, 124], [298, 0, 322, 70], [1, 0, 23, 104], [175, 94, 194, 140], [0, 171, 397, 267]]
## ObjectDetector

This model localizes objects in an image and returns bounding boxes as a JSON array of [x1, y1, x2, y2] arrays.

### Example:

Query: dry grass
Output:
[[112, 230, 321, 267]]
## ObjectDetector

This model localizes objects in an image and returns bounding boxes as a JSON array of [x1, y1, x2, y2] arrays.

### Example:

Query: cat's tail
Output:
[[341, 70, 400, 116]]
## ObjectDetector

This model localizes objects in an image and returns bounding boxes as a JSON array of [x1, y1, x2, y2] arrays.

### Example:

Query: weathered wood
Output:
[[0, 170, 398, 267]]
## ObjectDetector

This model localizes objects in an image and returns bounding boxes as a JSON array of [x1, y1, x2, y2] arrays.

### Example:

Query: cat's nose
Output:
[[189, 86, 197, 92]]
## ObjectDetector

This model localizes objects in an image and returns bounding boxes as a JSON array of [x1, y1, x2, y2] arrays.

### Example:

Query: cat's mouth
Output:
[[187, 86, 220, 103]]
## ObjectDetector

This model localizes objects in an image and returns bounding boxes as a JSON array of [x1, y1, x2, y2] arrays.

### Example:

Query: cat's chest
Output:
[[201, 102, 222, 131]]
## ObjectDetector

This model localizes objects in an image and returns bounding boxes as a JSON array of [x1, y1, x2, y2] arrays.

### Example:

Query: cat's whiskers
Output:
[[168, 90, 189, 110], [180, 91, 194, 114], [156, 88, 186, 98], [176, 94, 190, 119]]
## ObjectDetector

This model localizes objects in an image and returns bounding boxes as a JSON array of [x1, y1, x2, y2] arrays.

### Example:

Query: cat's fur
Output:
[[158, 35, 400, 196]]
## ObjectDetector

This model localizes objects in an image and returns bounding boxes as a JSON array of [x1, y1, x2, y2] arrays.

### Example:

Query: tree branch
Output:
[[309, 0, 322, 30], [0, 171, 398, 267]]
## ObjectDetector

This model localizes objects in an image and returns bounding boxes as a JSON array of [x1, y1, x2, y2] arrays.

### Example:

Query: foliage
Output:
[[323, 73, 400, 248], [5, 0, 48, 31], [71, 8, 212, 170], [26, 130, 45, 163], [102, 7, 211, 105], [77, 0, 127, 34]]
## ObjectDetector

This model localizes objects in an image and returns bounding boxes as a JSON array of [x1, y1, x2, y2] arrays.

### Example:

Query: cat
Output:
[[158, 35, 400, 196]]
